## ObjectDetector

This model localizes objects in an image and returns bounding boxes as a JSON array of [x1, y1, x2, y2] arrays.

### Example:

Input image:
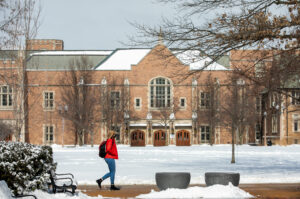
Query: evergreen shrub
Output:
[[0, 141, 56, 195]]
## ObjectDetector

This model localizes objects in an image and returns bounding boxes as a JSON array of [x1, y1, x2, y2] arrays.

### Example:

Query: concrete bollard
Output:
[[205, 172, 240, 186], [155, 172, 191, 190]]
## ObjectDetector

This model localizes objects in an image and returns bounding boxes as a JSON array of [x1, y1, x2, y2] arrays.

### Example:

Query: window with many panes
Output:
[[0, 85, 13, 109], [200, 125, 210, 143], [110, 91, 120, 108], [200, 92, 210, 109], [44, 125, 54, 144], [292, 91, 300, 105], [43, 91, 54, 110], [150, 77, 171, 108]]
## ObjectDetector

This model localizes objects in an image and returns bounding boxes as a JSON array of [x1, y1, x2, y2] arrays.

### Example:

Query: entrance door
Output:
[[131, 130, 145, 146], [176, 130, 190, 146], [154, 130, 167, 146]]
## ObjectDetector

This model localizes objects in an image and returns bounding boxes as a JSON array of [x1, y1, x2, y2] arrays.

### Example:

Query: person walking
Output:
[[96, 131, 120, 190]]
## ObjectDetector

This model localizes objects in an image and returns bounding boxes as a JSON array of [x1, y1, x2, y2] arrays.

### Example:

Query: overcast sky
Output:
[[37, 0, 177, 50]]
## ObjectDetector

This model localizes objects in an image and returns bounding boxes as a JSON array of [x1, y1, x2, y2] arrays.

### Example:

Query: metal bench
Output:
[[49, 170, 77, 195]]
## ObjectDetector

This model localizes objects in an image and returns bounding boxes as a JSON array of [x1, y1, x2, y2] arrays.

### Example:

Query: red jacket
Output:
[[105, 138, 118, 159]]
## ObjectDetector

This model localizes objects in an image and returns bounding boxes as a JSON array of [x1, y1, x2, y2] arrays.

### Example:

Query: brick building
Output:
[[0, 39, 299, 146]]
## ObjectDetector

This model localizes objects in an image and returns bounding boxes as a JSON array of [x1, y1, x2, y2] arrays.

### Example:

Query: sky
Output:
[[37, 0, 177, 50]]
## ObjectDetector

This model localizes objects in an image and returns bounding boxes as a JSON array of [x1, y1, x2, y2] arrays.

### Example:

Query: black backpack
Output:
[[99, 141, 107, 158]]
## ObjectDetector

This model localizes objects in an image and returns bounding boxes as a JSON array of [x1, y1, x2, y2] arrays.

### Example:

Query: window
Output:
[[110, 91, 120, 108], [255, 62, 265, 77], [256, 97, 261, 114], [293, 114, 300, 132], [292, 91, 300, 105], [180, 98, 186, 108], [200, 92, 210, 109], [200, 126, 210, 143], [43, 91, 54, 110], [271, 114, 278, 134], [44, 125, 54, 144], [135, 98, 141, 109], [255, 123, 261, 142], [150, 77, 171, 108], [0, 85, 13, 109]]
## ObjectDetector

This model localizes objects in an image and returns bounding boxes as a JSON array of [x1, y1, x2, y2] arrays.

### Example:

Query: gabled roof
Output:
[[94, 49, 151, 70], [174, 50, 229, 71], [95, 47, 229, 71]]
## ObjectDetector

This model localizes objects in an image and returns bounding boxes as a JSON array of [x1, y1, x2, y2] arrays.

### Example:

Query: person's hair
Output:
[[108, 131, 115, 139]]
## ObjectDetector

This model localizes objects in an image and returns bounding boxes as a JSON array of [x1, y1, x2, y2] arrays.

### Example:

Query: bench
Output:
[[49, 170, 77, 195]]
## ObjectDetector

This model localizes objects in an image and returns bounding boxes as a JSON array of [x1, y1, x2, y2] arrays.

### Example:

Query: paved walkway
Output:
[[78, 183, 300, 198]]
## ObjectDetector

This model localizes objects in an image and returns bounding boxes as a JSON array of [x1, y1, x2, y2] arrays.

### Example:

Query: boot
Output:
[[110, 184, 120, 190], [96, 178, 103, 189]]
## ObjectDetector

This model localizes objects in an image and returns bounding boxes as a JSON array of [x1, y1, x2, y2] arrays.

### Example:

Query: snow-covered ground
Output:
[[53, 144, 300, 185]]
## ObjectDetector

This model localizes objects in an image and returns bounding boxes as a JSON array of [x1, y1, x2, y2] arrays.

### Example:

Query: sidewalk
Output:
[[78, 183, 300, 199]]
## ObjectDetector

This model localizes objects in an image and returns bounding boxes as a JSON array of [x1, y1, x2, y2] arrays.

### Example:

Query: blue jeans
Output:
[[102, 158, 116, 184]]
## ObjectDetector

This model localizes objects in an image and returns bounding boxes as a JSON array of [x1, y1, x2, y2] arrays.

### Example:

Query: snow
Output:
[[95, 49, 151, 70], [30, 51, 113, 56], [2, 144, 300, 198], [174, 50, 229, 70], [52, 144, 300, 185], [137, 183, 254, 198], [0, 180, 103, 199]]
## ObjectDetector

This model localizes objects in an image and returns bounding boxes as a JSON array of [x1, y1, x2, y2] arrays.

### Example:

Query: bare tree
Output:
[[131, 0, 300, 88], [99, 75, 131, 143], [150, 97, 179, 145], [59, 56, 98, 146], [220, 74, 258, 163], [0, 0, 41, 142], [196, 74, 220, 145]]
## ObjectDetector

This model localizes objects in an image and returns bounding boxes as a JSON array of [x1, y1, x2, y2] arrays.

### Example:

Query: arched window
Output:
[[150, 77, 171, 108]]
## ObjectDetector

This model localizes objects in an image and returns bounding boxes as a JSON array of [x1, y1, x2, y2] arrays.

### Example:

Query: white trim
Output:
[[134, 97, 142, 110], [175, 123, 192, 127], [43, 91, 55, 111], [43, 124, 55, 144], [179, 97, 186, 109], [30, 50, 113, 56], [130, 123, 147, 127]]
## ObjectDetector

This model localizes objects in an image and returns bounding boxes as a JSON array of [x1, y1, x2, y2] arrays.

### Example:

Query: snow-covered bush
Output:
[[0, 141, 56, 195]]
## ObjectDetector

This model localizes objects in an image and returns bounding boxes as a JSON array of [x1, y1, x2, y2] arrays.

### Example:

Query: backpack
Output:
[[99, 141, 107, 158]]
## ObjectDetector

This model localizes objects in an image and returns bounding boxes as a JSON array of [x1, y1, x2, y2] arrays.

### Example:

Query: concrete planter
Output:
[[205, 172, 240, 186], [155, 172, 191, 190]]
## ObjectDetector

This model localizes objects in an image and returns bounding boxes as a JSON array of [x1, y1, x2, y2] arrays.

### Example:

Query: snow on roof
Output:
[[174, 50, 229, 71], [30, 50, 113, 56], [95, 49, 151, 70]]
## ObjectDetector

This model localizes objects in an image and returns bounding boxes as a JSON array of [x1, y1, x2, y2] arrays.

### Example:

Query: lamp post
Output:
[[124, 112, 130, 140], [263, 111, 267, 146], [192, 111, 198, 144], [58, 105, 68, 147]]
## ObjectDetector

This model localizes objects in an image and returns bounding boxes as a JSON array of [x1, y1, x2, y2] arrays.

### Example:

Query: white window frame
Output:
[[293, 114, 300, 132], [149, 77, 172, 109], [179, 97, 186, 109], [291, 91, 300, 105], [43, 124, 55, 144], [200, 125, 210, 143], [134, 97, 141, 110], [0, 85, 13, 110], [43, 91, 55, 111]]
